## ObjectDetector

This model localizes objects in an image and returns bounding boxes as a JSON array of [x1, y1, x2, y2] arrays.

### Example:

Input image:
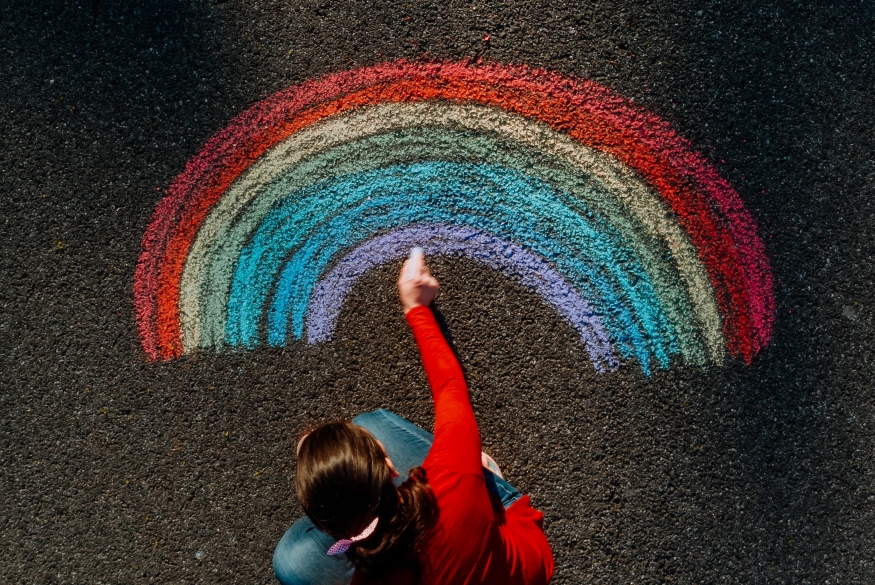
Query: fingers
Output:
[[401, 253, 426, 282], [397, 254, 440, 313], [399, 258, 415, 283], [399, 257, 435, 285], [422, 271, 439, 289]]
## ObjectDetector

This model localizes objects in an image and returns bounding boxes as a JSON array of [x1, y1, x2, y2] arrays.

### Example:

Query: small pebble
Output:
[[842, 305, 858, 321]]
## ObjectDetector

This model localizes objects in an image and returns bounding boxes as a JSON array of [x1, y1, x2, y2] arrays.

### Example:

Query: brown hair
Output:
[[295, 421, 438, 577]]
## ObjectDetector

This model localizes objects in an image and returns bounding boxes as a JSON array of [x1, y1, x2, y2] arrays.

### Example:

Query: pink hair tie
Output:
[[326, 517, 379, 556]]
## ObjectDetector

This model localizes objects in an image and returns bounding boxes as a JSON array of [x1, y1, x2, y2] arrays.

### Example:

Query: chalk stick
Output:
[[406, 247, 424, 280]]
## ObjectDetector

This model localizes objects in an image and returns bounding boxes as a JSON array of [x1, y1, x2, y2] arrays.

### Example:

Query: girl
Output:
[[273, 253, 554, 585]]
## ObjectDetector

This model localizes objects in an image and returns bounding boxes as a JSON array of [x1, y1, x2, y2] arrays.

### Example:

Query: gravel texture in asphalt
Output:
[[1, 1, 873, 583]]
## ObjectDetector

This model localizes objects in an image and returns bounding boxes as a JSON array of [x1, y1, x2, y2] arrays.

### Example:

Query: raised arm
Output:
[[398, 254, 482, 476]]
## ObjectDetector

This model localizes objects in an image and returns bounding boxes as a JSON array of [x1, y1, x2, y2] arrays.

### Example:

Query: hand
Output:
[[397, 252, 439, 314]]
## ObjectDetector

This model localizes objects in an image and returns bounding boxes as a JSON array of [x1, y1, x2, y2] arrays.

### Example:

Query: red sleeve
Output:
[[405, 306, 482, 475]]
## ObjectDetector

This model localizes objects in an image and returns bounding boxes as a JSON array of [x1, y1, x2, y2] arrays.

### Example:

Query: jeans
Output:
[[273, 409, 522, 585]]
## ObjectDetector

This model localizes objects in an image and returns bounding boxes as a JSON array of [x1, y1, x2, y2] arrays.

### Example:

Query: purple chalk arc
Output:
[[305, 224, 618, 373]]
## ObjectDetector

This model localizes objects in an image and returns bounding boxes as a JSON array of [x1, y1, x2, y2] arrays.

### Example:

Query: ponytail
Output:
[[349, 466, 438, 576]]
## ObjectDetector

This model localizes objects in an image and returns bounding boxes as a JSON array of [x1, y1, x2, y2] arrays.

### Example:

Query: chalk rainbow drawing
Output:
[[135, 60, 773, 374]]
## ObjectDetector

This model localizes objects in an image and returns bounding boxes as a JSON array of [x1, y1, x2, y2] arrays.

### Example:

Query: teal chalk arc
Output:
[[227, 162, 676, 374]]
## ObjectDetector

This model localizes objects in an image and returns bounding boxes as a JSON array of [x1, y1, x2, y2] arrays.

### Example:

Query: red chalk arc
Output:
[[135, 59, 773, 364]]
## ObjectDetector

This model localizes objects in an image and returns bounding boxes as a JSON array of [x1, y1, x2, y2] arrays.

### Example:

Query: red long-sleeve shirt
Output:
[[351, 306, 554, 585]]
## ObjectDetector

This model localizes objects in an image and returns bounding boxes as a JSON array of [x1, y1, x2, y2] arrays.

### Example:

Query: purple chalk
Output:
[[305, 224, 617, 372]]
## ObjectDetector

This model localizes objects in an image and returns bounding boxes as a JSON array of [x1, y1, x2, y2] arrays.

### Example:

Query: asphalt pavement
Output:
[[1, 1, 873, 583]]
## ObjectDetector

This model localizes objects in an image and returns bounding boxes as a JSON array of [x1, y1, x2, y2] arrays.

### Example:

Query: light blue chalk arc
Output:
[[306, 224, 617, 373], [227, 162, 680, 375]]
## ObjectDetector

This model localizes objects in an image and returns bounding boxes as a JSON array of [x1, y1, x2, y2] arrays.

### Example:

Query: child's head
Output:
[[296, 421, 395, 538], [295, 421, 438, 575]]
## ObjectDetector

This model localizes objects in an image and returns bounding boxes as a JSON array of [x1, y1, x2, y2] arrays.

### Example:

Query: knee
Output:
[[351, 408, 391, 428], [272, 519, 317, 585], [272, 517, 353, 585]]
